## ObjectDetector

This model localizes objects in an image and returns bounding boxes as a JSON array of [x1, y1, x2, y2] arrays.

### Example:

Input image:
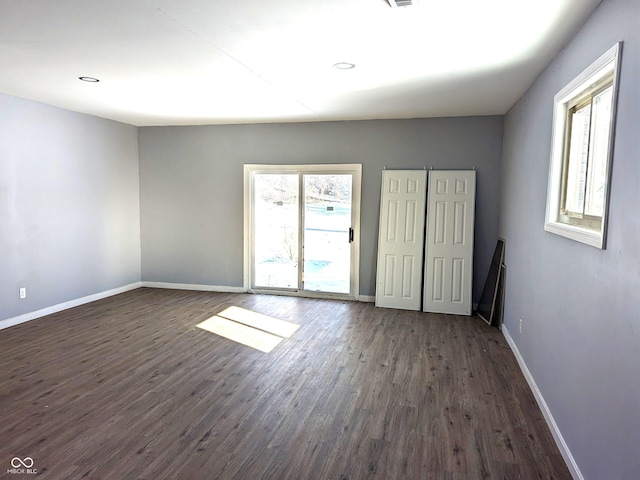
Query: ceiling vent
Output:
[[387, 0, 417, 7]]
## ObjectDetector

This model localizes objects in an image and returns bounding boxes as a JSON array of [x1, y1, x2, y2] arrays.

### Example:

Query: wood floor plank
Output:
[[0, 288, 571, 479]]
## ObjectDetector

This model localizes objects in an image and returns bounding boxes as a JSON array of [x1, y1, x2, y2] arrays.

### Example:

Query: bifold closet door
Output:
[[423, 170, 476, 315], [375, 170, 427, 311]]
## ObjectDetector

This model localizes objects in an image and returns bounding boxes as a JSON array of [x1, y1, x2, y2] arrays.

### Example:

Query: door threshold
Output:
[[249, 288, 356, 302]]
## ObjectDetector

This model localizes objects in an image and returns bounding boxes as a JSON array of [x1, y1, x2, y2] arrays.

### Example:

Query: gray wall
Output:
[[0, 93, 141, 322], [499, 0, 640, 478], [138, 117, 503, 299]]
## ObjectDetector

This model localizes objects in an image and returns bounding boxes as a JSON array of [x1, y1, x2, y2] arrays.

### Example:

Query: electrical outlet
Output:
[[519, 318, 523, 333], [19, 287, 27, 299]]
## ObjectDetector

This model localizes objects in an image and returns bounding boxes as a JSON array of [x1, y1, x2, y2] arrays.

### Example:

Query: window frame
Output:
[[559, 79, 613, 227], [544, 42, 622, 249]]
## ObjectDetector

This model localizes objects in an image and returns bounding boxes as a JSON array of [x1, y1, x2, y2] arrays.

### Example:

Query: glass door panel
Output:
[[253, 174, 299, 289], [302, 174, 352, 294]]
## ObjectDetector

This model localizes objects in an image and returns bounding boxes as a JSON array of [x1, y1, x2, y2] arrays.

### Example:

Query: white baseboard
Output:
[[144, 283, 375, 302], [502, 325, 583, 480], [0, 282, 142, 331], [141, 281, 246, 293]]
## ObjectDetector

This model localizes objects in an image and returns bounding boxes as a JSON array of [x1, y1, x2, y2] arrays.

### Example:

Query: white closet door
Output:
[[375, 170, 427, 311], [423, 170, 476, 315]]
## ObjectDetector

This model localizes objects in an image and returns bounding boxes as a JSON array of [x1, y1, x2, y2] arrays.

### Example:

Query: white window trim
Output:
[[243, 164, 362, 300], [544, 42, 622, 249]]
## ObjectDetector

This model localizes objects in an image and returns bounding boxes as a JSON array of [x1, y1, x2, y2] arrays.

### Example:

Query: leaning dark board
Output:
[[492, 263, 506, 327], [477, 238, 505, 326]]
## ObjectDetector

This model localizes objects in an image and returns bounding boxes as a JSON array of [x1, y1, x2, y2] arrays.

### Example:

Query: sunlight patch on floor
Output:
[[217, 306, 300, 338], [196, 307, 300, 353]]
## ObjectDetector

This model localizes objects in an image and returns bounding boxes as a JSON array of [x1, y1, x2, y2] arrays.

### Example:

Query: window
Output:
[[545, 43, 622, 249]]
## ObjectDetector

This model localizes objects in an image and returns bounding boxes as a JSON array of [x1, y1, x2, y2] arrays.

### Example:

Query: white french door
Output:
[[423, 170, 476, 315], [244, 164, 361, 299]]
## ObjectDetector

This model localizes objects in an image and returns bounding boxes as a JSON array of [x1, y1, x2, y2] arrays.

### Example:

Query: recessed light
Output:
[[78, 76, 100, 82], [333, 62, 355, 70]]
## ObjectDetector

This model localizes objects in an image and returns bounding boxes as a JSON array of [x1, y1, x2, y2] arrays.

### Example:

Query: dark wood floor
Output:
[[0, 288, 570, 479]]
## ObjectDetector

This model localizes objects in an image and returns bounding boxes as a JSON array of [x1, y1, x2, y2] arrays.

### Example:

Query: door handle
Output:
[[349, 227, 354, 243]]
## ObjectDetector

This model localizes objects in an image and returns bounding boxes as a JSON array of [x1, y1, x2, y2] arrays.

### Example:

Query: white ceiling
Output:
[[0, 0, 601, 126]]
